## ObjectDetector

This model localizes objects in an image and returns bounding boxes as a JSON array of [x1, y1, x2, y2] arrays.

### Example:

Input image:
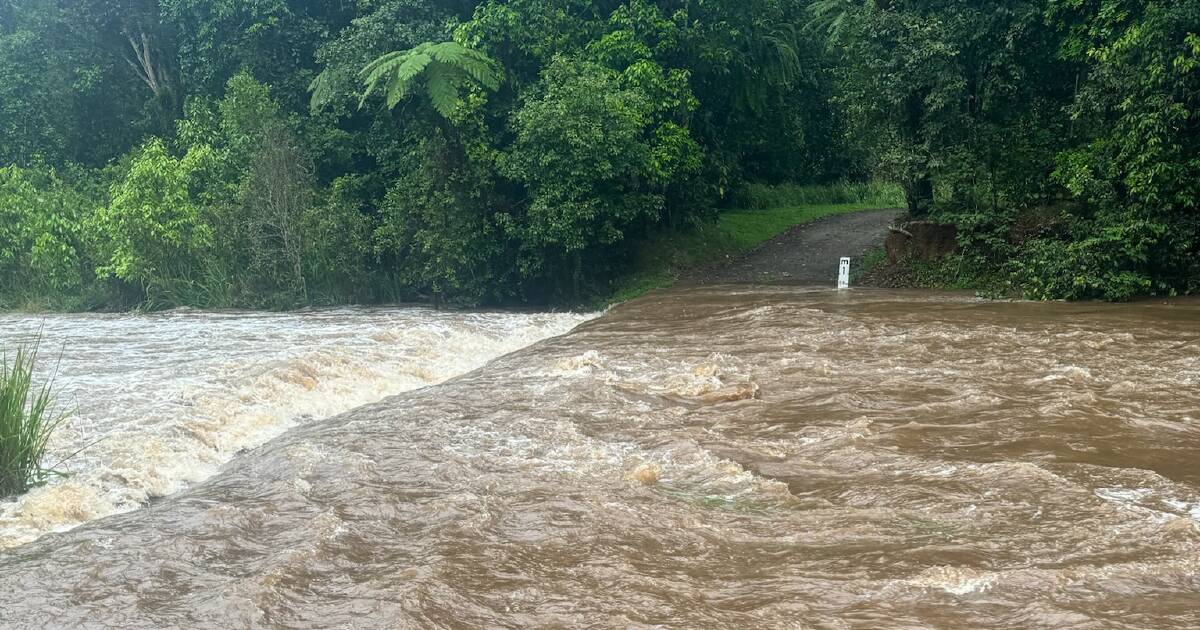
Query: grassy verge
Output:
[[0, 338, 69, 497], [851, 246, 889, 285], [854, 246, 1019, 298], [597, 182, 904, 307], [735, 180, 905, 209]]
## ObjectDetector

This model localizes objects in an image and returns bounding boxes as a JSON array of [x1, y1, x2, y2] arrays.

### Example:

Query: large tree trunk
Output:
[[572, 251, 583, 304], [124, 31, 177, 133], [903, 176, 934, 217], [126, 32, 166, 96], [902, 89, 933, 216]]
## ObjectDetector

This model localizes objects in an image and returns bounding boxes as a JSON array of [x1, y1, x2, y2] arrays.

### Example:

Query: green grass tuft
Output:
[[0, 337, 69, 497], [852, 246, 888, 284]]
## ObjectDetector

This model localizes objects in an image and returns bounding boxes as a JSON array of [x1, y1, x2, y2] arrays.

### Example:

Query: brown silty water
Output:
[[1, 286, 1198, 628]]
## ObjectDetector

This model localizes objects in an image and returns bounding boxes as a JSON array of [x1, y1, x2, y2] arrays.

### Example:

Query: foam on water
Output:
[[1, 289, 1199, 628], [0, 307, 593, 548], [906, 566, 997, 595]]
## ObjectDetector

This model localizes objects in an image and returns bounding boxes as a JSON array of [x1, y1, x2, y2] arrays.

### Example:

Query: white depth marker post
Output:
[[838, 257, 851, 290]]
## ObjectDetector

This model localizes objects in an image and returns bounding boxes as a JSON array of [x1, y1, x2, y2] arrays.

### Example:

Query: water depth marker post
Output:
[[838, 257, 851, 290]]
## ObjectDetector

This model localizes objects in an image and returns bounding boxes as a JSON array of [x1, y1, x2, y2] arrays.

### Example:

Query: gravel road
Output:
[[681, 208, 904, 287]]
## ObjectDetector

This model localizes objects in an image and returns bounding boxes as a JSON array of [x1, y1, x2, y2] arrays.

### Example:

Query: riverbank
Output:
[[854, 247, 1012, 296], [1, 182, 905, 314]]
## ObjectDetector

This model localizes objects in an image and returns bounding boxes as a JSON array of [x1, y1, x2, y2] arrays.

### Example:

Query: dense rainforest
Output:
[[0, 0, 1196, 309]]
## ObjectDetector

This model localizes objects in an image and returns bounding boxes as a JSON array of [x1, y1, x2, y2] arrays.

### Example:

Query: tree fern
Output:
[[308, 68, 340, 112], [423, 64, 459, 117], [807, 0, 851, 34], [740, 22, 806, 113], [357, 41, 502, 118]]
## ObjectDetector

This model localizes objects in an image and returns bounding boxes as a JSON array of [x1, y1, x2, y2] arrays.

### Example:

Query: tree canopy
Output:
[[0, 0, 1196, 308]]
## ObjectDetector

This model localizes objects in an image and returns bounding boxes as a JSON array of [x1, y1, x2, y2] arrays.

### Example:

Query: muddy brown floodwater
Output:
[[1, 287, 1199, 629]]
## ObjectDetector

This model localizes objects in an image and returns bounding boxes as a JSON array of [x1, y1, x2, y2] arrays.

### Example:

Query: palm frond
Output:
[[424, 64, 461, 118], [763, 32, 801, 85], [308, 68, 337, 112], [385, 65, 411, 109], [428, 42, 502, 91], [807, 0, 858, 41], [356, 40, 503, 118], [359, 50, 407, 81]]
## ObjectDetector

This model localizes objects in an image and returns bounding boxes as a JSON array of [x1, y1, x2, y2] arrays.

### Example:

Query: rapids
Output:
[[0, 307, 593, 549], [0, 287, 1198, 628]]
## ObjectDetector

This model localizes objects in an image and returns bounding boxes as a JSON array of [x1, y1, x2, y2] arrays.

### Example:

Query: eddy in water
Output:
[[0, 287, 1197, 629]]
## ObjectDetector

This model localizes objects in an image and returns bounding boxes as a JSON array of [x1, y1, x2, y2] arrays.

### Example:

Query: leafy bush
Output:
[[302, 176, 373, 303], [1012, 223, 1165, 302], [504, 57, 667, 293], [96, 139, 219, 301], [373, 143, 513, 305], [0, 165, 98, 300]]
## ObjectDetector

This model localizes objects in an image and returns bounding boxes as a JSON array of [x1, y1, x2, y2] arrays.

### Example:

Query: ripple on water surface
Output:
[[0, 307, 594, 548], [0, 288, 1198, 629]]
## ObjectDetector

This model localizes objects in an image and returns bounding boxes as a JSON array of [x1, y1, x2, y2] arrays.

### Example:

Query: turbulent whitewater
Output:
[[1, 287, 1198, 628], [0, 307, 593, 549]]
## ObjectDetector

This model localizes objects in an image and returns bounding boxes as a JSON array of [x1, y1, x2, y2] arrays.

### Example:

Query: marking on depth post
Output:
[[838, 257, 851, 290]]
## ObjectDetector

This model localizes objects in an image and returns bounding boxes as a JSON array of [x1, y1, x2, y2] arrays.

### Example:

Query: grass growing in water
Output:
[[597, 181, 904, 307], [0, 338, 68, 497]]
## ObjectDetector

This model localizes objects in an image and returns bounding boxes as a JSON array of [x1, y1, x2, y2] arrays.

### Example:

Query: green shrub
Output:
[[1012, 234, 1157, 302], [851, 246, 887, 283], [0, 165, 98, 300], [96, 139, 219, 298]]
